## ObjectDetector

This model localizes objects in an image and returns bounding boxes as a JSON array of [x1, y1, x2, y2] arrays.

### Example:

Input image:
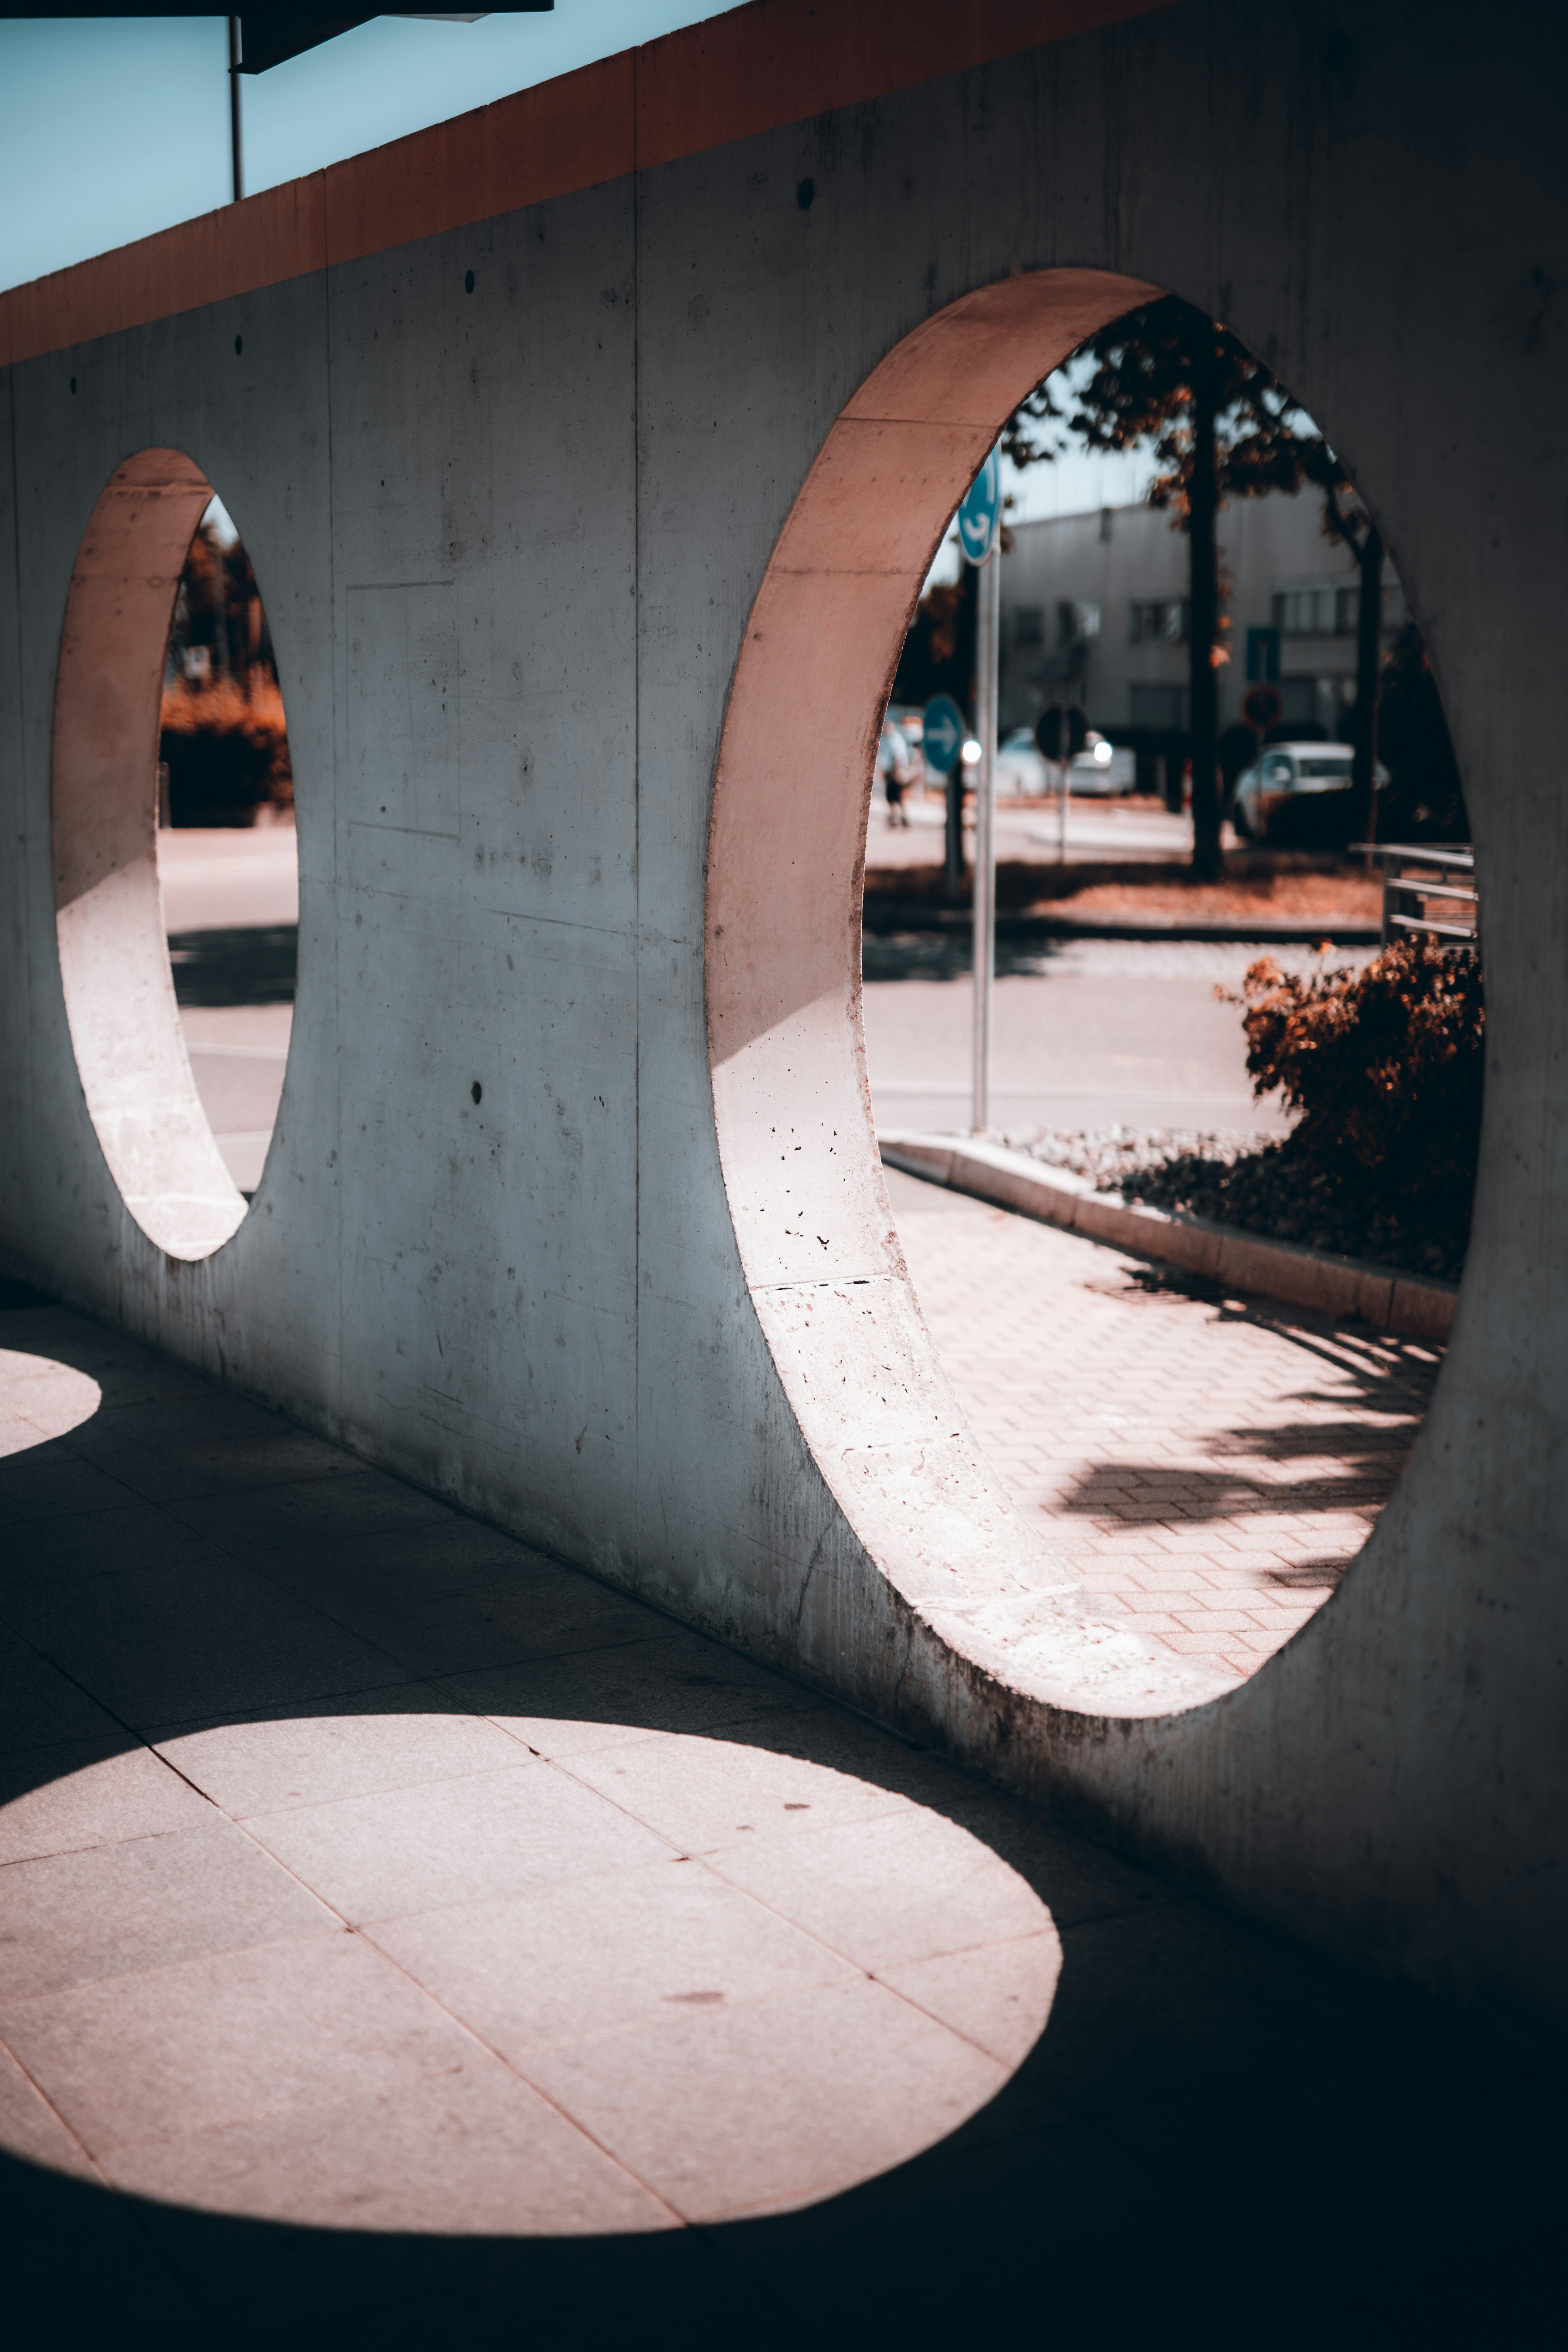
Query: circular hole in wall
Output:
[[52, 450, 298, 1259], [707, 270, 1474, 1716]]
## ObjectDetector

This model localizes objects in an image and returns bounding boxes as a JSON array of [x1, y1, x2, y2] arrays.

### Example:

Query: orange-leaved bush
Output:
[[1231, 942, 1484, 1224], [160, 678, 292, 825]]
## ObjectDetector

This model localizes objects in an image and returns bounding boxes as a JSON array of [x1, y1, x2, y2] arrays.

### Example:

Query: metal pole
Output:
[[228, 18, 244, 202], [972, 548, 999, 1135]]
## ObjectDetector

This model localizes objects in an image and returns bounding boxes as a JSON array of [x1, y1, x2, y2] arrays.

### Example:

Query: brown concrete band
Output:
[[0, 0, 1176, 370]]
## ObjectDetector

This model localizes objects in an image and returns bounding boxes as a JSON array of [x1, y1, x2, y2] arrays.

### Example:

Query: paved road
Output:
[[864, 937, 1309, 1138], [866, 790, 1216, 871]]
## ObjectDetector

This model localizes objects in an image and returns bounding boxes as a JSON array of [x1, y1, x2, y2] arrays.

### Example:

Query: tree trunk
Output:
[[1187, 332, 1222, 880], [1351, 525, 1383, 842]]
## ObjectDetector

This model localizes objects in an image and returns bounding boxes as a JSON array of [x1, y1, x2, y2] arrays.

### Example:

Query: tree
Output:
[[1004, 298, 1371, 879], [1311, 476, 1383, 842], [1375, 624, 1468, 842]]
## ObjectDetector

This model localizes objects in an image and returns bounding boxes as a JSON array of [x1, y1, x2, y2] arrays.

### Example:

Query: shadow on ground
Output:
[[0, 1301, 1550, 2347], [167, 928, 297, 1008]]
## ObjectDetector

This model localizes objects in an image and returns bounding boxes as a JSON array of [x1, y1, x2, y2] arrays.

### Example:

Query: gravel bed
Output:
[[1001, 1124, 1466, 1285]]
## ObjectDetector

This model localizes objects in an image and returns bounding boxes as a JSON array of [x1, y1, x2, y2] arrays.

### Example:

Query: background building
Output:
[[999, 490, 1407, 777]]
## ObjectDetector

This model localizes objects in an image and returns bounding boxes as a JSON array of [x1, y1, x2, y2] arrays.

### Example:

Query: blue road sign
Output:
[[956, 449, 1001, 565], [922, 693, 966, 775]]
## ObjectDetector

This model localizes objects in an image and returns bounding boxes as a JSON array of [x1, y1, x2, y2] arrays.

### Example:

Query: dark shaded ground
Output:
[[0, 1295, 1554, 2347], [167, 928, 297, 1009]]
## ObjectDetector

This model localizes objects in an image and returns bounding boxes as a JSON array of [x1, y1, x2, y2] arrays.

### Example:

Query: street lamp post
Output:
[[228, 18, 243, 202], [972, 546, 999, 1136], [956, 448, 1003, 1137]]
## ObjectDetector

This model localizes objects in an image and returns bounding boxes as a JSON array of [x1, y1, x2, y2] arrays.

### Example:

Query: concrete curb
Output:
[[863, 908, 1381, 946], [879, 1129, 1456, 1343]]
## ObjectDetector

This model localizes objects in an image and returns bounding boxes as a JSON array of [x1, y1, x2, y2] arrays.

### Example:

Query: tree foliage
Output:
[[1231, 942, 1483, 1233], [1003, 296, 1393, 866]]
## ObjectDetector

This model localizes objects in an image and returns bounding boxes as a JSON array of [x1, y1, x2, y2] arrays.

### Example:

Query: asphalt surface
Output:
[[863, 937, 1317, 1139]]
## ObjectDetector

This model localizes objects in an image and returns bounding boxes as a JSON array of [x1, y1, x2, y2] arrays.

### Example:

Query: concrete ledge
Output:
[[879, 1130, 1456, 1343]]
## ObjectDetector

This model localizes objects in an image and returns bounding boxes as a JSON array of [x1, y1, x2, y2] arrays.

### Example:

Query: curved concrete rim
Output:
[[705, 266, 1271, 1724], [51, 449, 253, 1262]]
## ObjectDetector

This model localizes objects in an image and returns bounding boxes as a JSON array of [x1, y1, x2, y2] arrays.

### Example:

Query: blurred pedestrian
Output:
[[879, 717, 914, 827]]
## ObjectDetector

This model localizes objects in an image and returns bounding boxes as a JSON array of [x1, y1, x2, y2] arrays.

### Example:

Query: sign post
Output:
[[957, 450, 1002, 1135], [922, 693, 967, 900]]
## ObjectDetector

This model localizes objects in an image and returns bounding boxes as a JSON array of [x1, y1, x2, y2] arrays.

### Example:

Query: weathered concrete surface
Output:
[[1, 0, 1565, 2049]]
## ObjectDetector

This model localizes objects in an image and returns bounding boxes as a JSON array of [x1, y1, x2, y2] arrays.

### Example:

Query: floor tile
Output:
[[556, 1724, 923, 1854], [523, 1974, 1007, 2222], [165, 1470, 455, 1560], [0, 2038, 96, 2181], [706, 1807, 1050, 1971], [371, 1852, 857, 2056], [257, 1556, 665, 1680], [0, 1816, 335, 2001], [149, 1689, 522, 1816], [436, 1629, 824, 1759], [0, 1930, 466, 2157], [0, 1739, 213, 1865], [105, 2057, 672, 2236], [64, 1398, 368, 1507], [0, 1640, 126, 1753], [875, 1931, 1061, 2069], [0, 1446, 137, 1527], [244, 1759, 672, 1922], [0, 1554, 406, 1726]]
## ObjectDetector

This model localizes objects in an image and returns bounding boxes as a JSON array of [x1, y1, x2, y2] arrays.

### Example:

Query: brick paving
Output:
[[886, 1169, 1441, 1682]]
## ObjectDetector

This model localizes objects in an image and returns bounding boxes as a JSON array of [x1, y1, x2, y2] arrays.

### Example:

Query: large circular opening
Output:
[[51, 450, 297, 1258], [706, 270, 1470, 1719]]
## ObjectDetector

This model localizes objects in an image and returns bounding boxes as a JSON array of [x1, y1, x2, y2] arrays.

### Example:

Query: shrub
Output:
[[159, 678, 292, 825], [1230, 941, 1484, 1228]]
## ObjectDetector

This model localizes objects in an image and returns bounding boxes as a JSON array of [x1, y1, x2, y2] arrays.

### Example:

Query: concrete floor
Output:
[[886, 1168, 1439, 1681], [0, 1297, 1546, 2346]]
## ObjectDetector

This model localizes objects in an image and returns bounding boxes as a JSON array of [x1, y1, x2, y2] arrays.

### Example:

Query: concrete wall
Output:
[[2, 0, 1565, 2050]]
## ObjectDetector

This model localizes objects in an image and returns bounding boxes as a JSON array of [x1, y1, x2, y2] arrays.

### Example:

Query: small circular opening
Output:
[[52, 450, 297, 1259]]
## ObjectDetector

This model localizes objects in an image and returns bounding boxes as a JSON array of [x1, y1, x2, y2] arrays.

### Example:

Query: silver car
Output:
[[1231, 740, 1382, 841]]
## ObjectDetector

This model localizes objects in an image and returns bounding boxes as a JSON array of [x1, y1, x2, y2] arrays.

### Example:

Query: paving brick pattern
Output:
[[887, 1170, 1442, 1682]]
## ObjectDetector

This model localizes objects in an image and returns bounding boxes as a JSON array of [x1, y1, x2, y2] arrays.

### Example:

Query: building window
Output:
[[1130, 684, 1185, 730], [1057, 599, 1101, 646], [1013, 605, 1044, 648], [1129, 598, 1187, 644], [1273, 584, 1361, 636]]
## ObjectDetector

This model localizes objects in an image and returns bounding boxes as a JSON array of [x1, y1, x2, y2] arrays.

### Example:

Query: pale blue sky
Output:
[[0, 9, 729, 293], [1, 8, 1158, 524]]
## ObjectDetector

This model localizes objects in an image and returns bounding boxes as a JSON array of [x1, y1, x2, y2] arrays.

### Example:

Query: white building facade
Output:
[[999, 489, 1406, 750]]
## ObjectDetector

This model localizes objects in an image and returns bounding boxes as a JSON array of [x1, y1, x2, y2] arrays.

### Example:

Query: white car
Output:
[[1069, 739, 1138, 796], [994, 727, 1134, 797], [1231, 740, 1384, 841]]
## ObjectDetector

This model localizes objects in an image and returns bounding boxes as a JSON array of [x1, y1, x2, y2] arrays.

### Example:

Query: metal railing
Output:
[[1352, 843, 1478, 951]]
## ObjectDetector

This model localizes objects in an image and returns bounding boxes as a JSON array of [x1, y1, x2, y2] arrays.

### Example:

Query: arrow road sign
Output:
[[956, 450, 1001, 565], [922, 693, 966, 775]]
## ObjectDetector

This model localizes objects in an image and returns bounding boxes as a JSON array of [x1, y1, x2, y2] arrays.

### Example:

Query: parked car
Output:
[[1231, 740, 1385, 843], [994, 727, 1136, 797], [1069, 738, 1138, 796]]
